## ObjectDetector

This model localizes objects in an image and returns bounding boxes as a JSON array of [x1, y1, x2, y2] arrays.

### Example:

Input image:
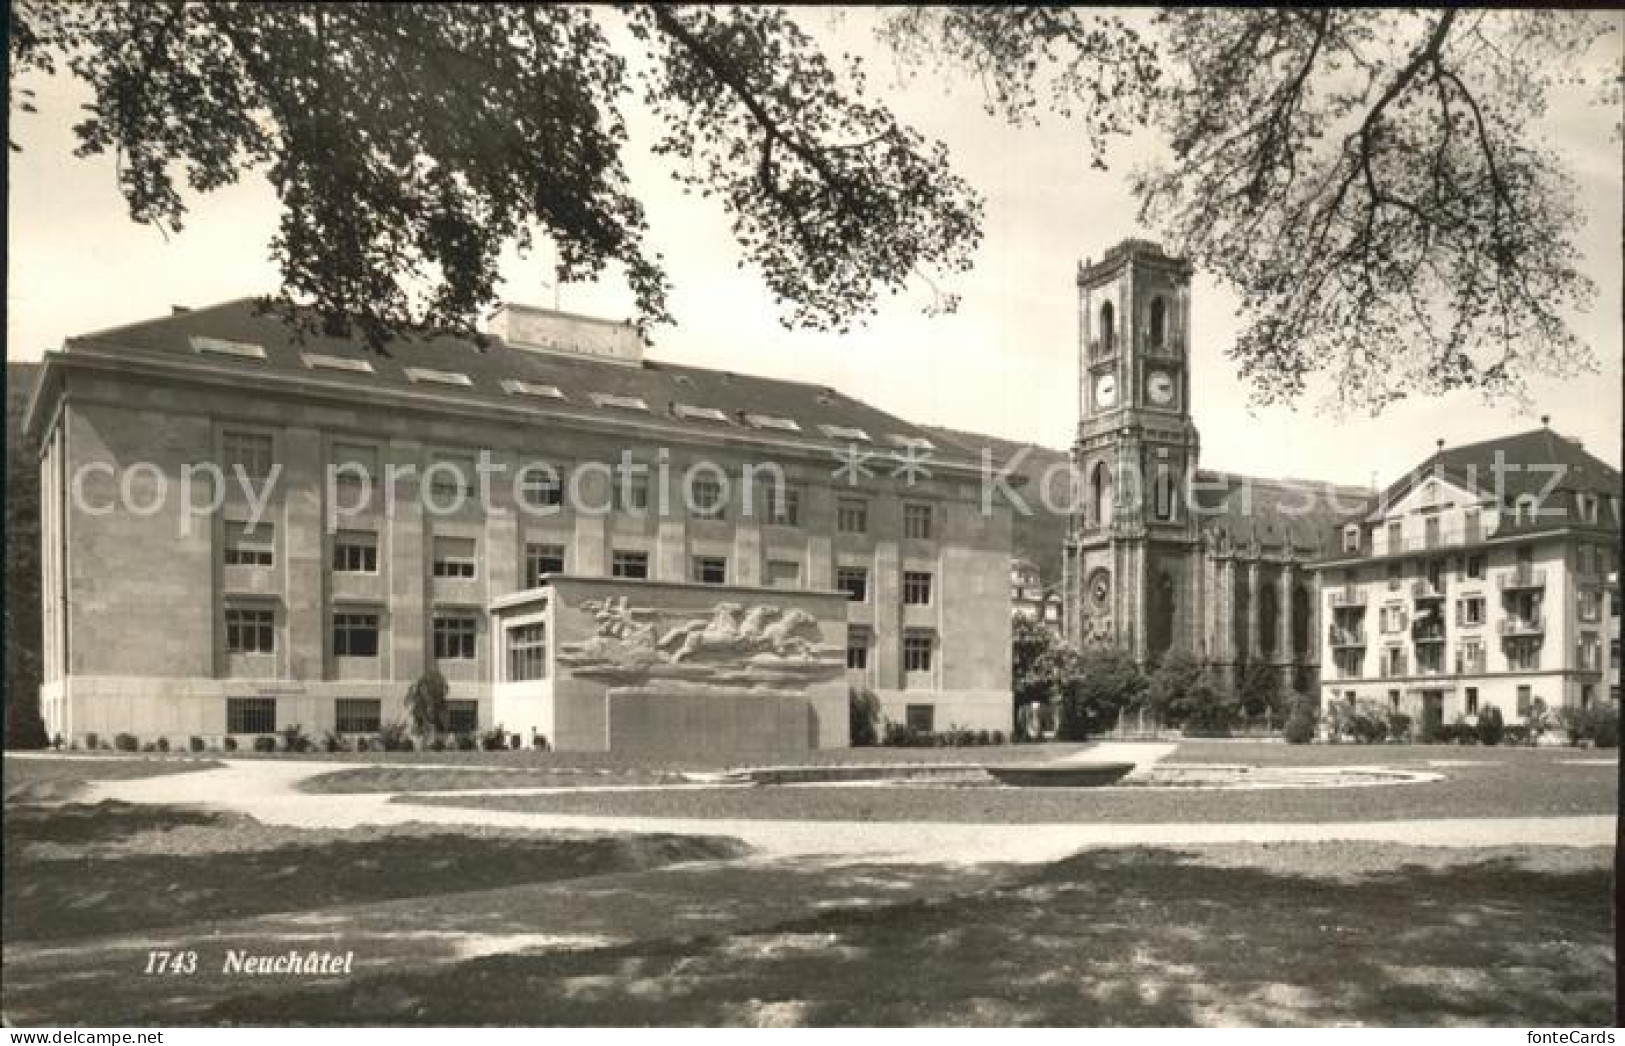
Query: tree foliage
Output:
[[881, 8, 1614, 413], [1056, 647, 1145, 741], [405, 669, 449, 742], [9, 2, 980, 345]]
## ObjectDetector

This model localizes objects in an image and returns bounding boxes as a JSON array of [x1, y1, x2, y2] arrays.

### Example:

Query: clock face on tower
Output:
[[1147, 369, 1176, 407], [1094, 372, 1118, 409]]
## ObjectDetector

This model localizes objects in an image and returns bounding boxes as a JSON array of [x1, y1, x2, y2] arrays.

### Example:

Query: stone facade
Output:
[[27, 302, 1014, 750], [1062, 240, 1364, 691]]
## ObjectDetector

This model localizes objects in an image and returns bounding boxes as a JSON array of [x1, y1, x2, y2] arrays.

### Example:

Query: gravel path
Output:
[[21, 753, 1611, 865]]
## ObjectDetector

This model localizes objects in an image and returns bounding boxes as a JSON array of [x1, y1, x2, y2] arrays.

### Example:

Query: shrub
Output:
[[378, 720, 412, 752], [280, 723, 313, 753], [155, 737, 170, 753], [252, 735, 276, 753], [188, 736, 205, 753], [140, 741, 155, 753], [975, 729, 992, 746], [1503, 724, 1530, 746], [355, 737, 371, 752], [1476, 705, 1505, 746], [1591, 704, 1619, 748], [114, 732, 139, 752], [455, 732, 477, 751], [429, 738, 447, 752], [1386, 712, 1412, 743], [479, 726, 508, 752], [223, 736, 238, 752], [990, 729, 1006, 746], [882, 721, 935, 747], [849, 686, 881, 747], [321, 730, 347, 754], [84, 731, 100, 752], [531, 732, 549, 751], [405, 670, 450, 747], [1283, 696, 1318, 744]]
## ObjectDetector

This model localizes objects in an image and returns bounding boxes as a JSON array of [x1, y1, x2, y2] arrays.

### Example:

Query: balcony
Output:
[[1499, 616, 1545, 636], [1411, 623, 1446, 644], [1379, 655, 1410, 679], [1412, 579, 1446, 602], [1328, 625, 1367, 648], [1329, 587, 1368, 608], [1455, 653, 1487, 675], [1414, 657, 1447, 677], [1498, 568, 1546, 591]]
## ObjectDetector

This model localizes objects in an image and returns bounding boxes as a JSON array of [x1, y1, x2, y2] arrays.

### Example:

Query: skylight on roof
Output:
[[820, 423, 871, 442], [744, 413, 800, 432], [589, 392, 650, 412], [501, 379, 565, 400], [887, 434, 936, 451], [301, 352, 375, 374], [674, 403, 730, 424], [191, 335, 266, 361], [405, 366, 473, 387]]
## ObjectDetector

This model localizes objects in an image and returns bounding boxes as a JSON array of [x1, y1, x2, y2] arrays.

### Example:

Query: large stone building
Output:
[[25, 301, 1014, 751], [1311, 425, 1622, 729], [1062, 239, 1366, 690]]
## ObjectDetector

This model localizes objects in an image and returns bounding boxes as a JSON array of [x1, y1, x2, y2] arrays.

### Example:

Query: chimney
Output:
[[1541, 414, 1550, 427], [487, 303, 644, 367]]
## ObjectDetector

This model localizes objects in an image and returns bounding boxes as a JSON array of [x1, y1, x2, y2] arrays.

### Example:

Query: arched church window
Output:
[[1091, 461, 1114, 527], [1099, 302, 1115, 350], [1149, 296, 1166, 347]]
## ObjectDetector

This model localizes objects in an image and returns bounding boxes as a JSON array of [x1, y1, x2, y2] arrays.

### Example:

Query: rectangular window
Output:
[[1386, 521, 1402, 552], [524, 542, 566, 587], [1457, 596, 1484, 627], [223, 521, 274, 567], [332, 530, 379, 573], [1386, 561, 1402, 590], [223, 430, 275, 479], [226, 697, 276, 734], [446, 700, 478, 734], [1578, 633, 1601, 672], [1336, 649, 1364, 678], [837, 566, 869, 602], [611, 550, 648, 579], [690, 478, 726, 520], [518, 467, 564, 510], [335, 698, 381, 734], [903, 633, 934, 673], [331, 442, 378, 484], [847, 628, 871, 672], [432, 536, 477, 579], [1465, 687, 1479, 716], [428, 454, 476, 499], [1516, 685, 1533, 717], [766, 486, 801, 526], [692, 556, 727, 585], [766, 560, 801, 588], [1457, 640, 1485, 674], [1505, 639, 1541, 672], [1343, 527, 1360, 553], [225, 607, 274, 654], [1466, 554, 1485, 580], [333, 612, 380, 657], [1611, 638, 1620, 671], [837, 498, 868, 534], [904, 502, 934, 540], [905, 704, 935, 732], [507, 623, 548, 682], [903, 571, 933, 606], [614, 473, 650, 512], [1578, 588, 1602, 622], [433, 615, 478, 661]]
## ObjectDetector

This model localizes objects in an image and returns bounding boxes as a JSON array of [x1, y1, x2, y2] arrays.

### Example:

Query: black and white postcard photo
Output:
[[3, 4, 1620, 1033]]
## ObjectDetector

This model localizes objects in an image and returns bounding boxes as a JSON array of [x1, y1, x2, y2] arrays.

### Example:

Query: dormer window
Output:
[[501, 379, 565, 400], [1342, 525, 1361, 553], [887, 434, 936, 451], [1576, 492, 1599, 524], [819, 423, 871, 442], [673, 403, 730, 424], [301, 352, 375, 374], [191, 335, 266, 361], [404, 366, 473, 387], [589, 392, 649, 412], [1514, 494, 1540, 526], [744, 413, 800, 432]]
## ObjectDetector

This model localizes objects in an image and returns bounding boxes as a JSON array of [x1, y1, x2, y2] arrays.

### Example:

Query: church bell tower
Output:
[[1063, 239, 1202, 663]]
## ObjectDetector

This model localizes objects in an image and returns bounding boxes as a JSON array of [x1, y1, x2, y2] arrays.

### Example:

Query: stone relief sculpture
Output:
[[560, 598, 843, 693]]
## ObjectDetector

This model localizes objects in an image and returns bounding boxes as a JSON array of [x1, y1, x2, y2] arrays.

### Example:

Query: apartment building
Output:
[[1311, 425, 1622, 732], [25, 300, 1014, 750]]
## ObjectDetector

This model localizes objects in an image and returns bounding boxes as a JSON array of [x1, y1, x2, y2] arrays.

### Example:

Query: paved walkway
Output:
[[30, 754, 1615, 865]]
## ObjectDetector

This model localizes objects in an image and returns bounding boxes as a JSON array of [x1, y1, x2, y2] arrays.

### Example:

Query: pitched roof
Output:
[[60, 299, 962, 461], [1381, 426, 1622, 506], [1191, 469, 1372, 554]]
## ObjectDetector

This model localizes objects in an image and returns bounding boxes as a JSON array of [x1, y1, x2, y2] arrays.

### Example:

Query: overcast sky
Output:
[[8, 8, 1622, 485]]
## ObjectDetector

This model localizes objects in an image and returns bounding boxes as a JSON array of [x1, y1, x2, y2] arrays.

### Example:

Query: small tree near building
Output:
[[405, 670, 450, 748], [1056, 648, 1145, 741]]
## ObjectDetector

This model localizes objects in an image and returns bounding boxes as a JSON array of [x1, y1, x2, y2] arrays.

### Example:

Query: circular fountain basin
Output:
[[983, 762, 1136, 787]]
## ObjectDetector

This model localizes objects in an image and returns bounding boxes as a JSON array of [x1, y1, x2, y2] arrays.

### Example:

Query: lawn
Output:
[[197, 842, 1615, 1027], [392, 743, 1617, 824], [3, 754, 223, 802]]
